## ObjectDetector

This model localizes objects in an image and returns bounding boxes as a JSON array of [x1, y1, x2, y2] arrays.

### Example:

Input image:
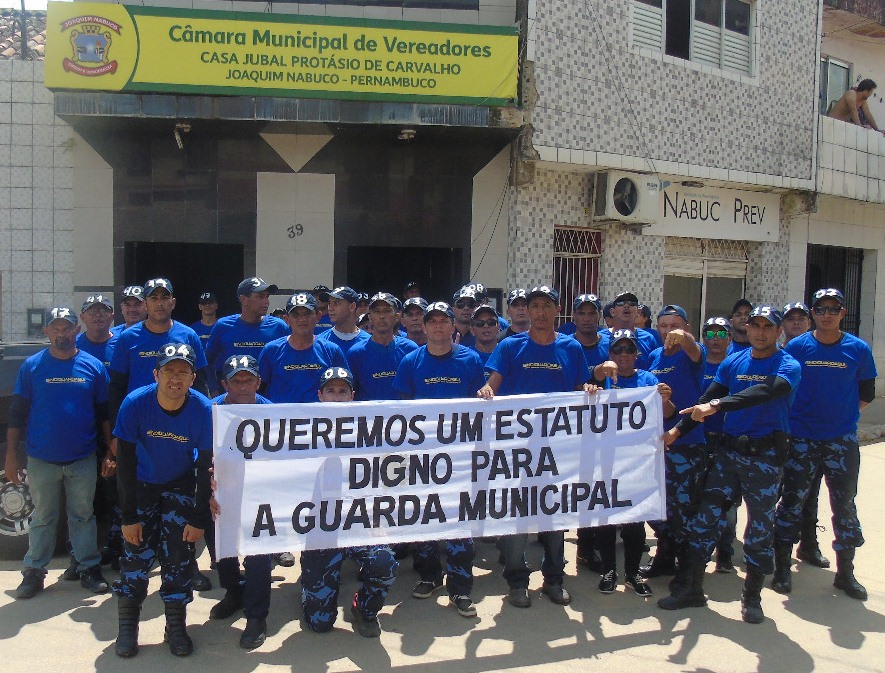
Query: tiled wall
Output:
[[745, 214, 791, 307], [0, 60, 73, 341], [818, 115, 885, 203], [527, 0, 818, 189]]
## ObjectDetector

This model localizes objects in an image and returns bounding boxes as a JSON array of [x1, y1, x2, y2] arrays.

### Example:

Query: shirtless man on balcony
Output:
[[828, 79, 883, 132]]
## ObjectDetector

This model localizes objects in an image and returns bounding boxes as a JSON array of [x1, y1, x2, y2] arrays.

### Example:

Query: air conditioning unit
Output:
[[592, 171, 660, 225]]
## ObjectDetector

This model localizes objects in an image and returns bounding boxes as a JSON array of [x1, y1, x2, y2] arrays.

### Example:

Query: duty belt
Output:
[[720, 433, 776, 457]]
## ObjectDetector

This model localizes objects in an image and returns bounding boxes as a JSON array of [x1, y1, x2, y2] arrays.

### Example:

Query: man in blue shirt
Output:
[[661, 305, 801, 624], [313, 284, 334, 333], [727, 298, 753, 354], [469, 304, 500, 367], [112, 343, 213, 657], [190, 292, 219, 350], [401, 297, 428, 346], [606, 291, 662, 369], [111, 286, 148, 336], [258, 292, 348, 403], [771, 288, 877, 601], [5, 307, 112, 600], [498, 288, 530, 342], [478, 286, 593, 608], [204, 277, 288, 394], [317, 286, 371, 355], [394, 302, 485, 618]]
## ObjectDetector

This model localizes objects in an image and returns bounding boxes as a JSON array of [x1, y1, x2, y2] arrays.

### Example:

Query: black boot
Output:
[[797, 519, 830, 568], [741, 568, 765, 624], [833, 549, 867, 600], [164, 603, 194, 656], [667, 542, 691, 593], [115, 597, 142, 658], [657, 557, 707, 610], [640, 535, 677, 577], [770, 542, 793, 594]]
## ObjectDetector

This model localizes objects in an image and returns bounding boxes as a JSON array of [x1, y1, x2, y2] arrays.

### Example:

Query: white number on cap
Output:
[[757, 307, 771, 316], [147, 279, 168, 288], [227, 356, 251, 369], [51, 308, 71, 319], [252, 278, 264, 287], [295, 294, 309, 305], [164, 344, 190, 357]]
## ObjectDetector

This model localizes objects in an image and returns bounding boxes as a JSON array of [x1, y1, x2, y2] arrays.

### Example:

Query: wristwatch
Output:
[[709, 398, 721, 411]]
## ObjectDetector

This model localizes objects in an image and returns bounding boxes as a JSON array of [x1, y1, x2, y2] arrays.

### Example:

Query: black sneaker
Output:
[[239, 617, 267, 650], [15, 569, 44, 599], [61, 557, 79, 581], [449, 595, 477, 617], [350, 605, 381, 638], [598, 570, 617, 594], [412, 578, 444, 599], [191, 570, 212, 592], [275, 552, 296, 568], [507, 587, 531, 608], [80, 565, 110, 594], [541, 583, 572, 605], [210, 591, 244, 620], [715, 553, 735, 574], [625, 574, 653, 597]]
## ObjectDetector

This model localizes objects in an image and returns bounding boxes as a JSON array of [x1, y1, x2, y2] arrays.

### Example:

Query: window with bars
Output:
[[553, 226, 602, 324], [633, 0, 754, 76]]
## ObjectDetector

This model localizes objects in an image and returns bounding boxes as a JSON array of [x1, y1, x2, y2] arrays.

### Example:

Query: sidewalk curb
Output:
[[858, 424, 885, 444]]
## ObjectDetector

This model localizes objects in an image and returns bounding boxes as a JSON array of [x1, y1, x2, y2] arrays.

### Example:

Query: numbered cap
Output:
[[638, 304, 652, 319], [702, 316, 732, 332], [48, 307, 78, 326], [81, 294, 113, 312], [319, 366, 354, 390], [748, 304, 783, 326], [811, 288, 845, 307], [223, 354, 259, 380], [461, 282, 487, 300], [610, 328, 638, 346], [657, 304, 689, 322], [573, 293, 602, 311], [198, 292, 218, 304], [782, 302, 810, 317], [313, 285, 332, 301], [143, 278, 173, 297], [404, 280, 421, 292], [237, 277, 278, 297], [369, 292, 402, 311], [613, 291, 639, 304], [285, 292, 317, 313], [527, 285, 560, 304], [473, 304, 499, 319], [122, 286, 145, 301], [452, 287, 478, 303], [357, 292, 370, 303], [156, 342, 197, 370], [327, 286, 358, 304], [403, 297, 429, 312], [507, 288, 528, 305], [424, 301, 454, 321]]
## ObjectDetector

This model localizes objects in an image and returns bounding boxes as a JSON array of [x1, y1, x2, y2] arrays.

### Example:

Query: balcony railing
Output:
[[817, 114, 885, 203]]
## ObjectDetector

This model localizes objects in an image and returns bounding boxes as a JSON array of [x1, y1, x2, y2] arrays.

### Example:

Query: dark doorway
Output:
[[665, 0, 691, 60], [346, 246, 463, 302], [805, 243, 863, 335], [125, 242, 244, 325]]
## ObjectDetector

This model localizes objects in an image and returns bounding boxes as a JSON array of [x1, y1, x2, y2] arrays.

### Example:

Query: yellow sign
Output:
[[45, 2, 518, 105]]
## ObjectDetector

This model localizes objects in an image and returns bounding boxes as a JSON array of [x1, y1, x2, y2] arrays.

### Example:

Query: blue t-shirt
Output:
[[76, 332, 117, 369], [110, 323, 129, 337], [570, 331, 611, 370], [727, 340, 752, 355], [315, 313, 333, 334], [470, 347, 494, 371], [714, 348, 801, 438], [648, 345, 707, 445], [557, 321, 577, 335], [110, 321, 208, 393], [14, 349, 109, 463], [607, 368, 659, 390], [258, 337, 348, 403], [702, 359, 725, 434], [348, 335, 419, 401], [394, 345, 486, 400], [456, 330, 476, 348], [317, 327, 371, 355], [204, 314, 289, 380], [114, 385, 213, 484], [189, 320, 215, 351], [485, 332, 590, 395], [212, 392, 273, 405], [785, 331, 877, 439]]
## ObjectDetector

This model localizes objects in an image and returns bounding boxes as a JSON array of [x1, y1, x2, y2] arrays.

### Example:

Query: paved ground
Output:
[[3, 421, 885, 672]]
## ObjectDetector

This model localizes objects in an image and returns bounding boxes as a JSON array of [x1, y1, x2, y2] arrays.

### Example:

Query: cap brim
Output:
[[156, 355, 195, 369], [225, 367, 260, 380]]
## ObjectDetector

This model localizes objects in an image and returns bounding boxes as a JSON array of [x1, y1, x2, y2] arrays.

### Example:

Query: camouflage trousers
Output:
[[413, 538, 475, 596], [685, 444, 782, 574], [301, 545, 397, 632], [775, 434, 864, 552], [112, 488, 196, 604]]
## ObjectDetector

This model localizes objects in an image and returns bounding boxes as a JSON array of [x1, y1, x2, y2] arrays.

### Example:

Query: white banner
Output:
[[213, 388, 665, 559]]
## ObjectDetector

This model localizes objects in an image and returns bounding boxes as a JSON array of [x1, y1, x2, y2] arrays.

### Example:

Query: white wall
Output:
[[822, 30, 885, 132], [470, 145, 510, 293]]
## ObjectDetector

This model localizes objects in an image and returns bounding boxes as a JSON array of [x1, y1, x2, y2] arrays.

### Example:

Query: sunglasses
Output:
[[472, 318, 498, 328], [614, 300, 639, 307], [813, 306, 841, 316], [610, 344, 638, 355], [703, 329, 730, 340], [454, 300, 478, 309]]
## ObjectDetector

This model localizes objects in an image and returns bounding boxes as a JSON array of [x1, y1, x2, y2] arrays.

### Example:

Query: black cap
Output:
[[370, 293, 402, 311], [731, 299, 753, 315], [610, 328, 638, 346], [144, 278, 173, 297], [424, 301, 455, 321], [613, 291, 639, 304], [527, 285, 559, 304], [327, 286, 358, 304], [749, 305, 783, 326], [702, 317, 732, 333], [783, 302, 810, 317], [507, 289, 527, 305], [811, 288, 845, 307], [403, 297, 429, 312], [81, 294, 113, 312], [319, 366, 355, 390], [156, 342, 196, 370], [573, 294, 601, 311], [122, 286, 144, 301], [198, 292, 217, 304], [286, 292, 318, 313], [238, 277, 278, 297], [313, 285, 332, 301], [223, 354, 260, 380], [47, 307, 78, 326]]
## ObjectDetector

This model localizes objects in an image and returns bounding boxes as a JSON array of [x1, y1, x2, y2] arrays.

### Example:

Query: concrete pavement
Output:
[[1, 442, 884, 673]]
